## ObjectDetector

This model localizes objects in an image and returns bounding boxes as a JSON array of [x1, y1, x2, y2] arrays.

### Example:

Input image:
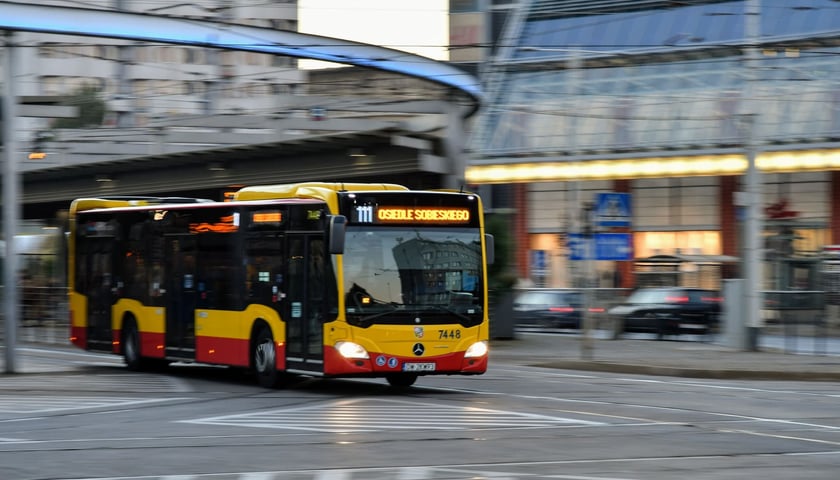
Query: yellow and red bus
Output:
[[68, 182, 493, 387]]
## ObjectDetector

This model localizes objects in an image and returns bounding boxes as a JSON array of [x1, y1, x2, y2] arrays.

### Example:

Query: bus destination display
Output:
[[355, 205, 471, 224]]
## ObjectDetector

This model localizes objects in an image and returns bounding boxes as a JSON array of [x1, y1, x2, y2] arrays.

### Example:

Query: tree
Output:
[[51, 84, 105, 129]]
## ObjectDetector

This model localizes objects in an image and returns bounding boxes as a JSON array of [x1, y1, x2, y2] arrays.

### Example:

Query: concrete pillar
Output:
[[443, 102, 466, 190]]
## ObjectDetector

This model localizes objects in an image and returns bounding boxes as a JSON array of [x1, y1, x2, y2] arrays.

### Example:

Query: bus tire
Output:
[[386, 373, 417, 388], [123, 320, 144, 371], [253, 326, 279, 388]]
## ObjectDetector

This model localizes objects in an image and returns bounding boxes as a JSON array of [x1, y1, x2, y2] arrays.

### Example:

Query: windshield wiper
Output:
[[356, 303, 474, 327], [356, 303, 400, 327], [426, 305, 473, 323]]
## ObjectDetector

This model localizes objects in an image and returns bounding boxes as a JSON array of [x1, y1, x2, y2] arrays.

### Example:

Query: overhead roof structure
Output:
[[21, 125, 451, 220], [23, 126, 435, 197], [0, 1, 482, 116]]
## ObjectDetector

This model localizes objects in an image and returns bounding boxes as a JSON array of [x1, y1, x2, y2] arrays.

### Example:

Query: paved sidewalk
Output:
[[490, 332, 840, 381]]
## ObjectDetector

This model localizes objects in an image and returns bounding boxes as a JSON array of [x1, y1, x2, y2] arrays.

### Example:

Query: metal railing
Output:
[[762, 290, 834, 355], [5, 286, 840, 353], [509, 287, 840, 354], [0, 286, 69, 345]]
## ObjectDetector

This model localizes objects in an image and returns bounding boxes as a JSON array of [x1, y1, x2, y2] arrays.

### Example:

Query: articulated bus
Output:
[[68, 182, 493, 387]]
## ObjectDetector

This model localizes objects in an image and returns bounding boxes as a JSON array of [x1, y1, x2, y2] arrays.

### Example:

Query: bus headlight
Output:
[[335, 341, 369, 359], [464, 341, 488, 358]]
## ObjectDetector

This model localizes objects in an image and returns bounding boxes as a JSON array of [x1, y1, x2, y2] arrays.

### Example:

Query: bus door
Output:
[[245, 233, 285, 315], [164, 234, 197, 356], [284, 233, 326, 371], [79, 235, 116, 350]]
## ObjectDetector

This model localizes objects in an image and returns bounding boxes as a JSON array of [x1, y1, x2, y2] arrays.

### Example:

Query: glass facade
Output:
[[467, 0, 840, 290], [470, 0, 840, 159]]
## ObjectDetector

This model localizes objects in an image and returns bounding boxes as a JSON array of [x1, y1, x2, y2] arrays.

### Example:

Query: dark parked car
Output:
[[608, 287, 721, 338], [513, 289, 590, 329]]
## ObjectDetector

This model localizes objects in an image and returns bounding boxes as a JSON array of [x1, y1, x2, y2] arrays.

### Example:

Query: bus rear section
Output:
[[67, 197, 325, 375]]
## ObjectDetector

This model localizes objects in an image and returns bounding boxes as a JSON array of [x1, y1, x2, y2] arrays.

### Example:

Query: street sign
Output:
[[566, 234, 586, 261], [531, 249, 548, 275], [594, 233, 633, 260], [568, 233, 633, 261], [595, 192, 631, 227]]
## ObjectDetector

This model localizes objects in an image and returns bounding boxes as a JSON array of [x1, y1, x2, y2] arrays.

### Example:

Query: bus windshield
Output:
[[342, 226, 484, 326]]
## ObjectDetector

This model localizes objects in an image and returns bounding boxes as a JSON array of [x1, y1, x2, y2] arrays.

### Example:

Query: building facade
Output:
[[464, 0, 840, 291], [13, 0, 302, 141]]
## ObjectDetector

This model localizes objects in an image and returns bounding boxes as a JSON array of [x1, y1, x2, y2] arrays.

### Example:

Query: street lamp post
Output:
[[3, 31, 20, 373], [740, 0, 763, 350], [581, 201, 596, 360]]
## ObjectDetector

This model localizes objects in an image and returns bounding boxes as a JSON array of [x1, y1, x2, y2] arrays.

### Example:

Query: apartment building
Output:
[[13, 0, 302, 140]]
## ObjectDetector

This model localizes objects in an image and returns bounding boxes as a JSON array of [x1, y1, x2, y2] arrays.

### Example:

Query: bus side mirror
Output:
[[485, 233, 495, 265], [328, 215, 347, 254]]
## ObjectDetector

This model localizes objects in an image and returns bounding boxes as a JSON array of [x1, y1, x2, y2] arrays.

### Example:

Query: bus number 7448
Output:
[[438, 329, 461, 339]]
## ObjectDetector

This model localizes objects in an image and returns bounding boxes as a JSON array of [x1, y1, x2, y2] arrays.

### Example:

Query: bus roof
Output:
[[71, 183, 479, 217], [70, 197, 323, 216], [234, 182, 409, 202]]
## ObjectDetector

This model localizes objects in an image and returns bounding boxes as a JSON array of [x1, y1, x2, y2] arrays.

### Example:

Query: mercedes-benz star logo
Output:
[[412, 343, 425, 356]]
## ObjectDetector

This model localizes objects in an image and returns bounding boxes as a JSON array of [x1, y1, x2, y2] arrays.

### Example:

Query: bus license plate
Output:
[[403, 362, 435, 372]]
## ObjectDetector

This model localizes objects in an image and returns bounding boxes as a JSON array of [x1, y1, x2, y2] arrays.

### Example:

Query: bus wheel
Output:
[[253, 327, 279, 388], [386, 373, 417, 388], [123, 321, 144, 371]]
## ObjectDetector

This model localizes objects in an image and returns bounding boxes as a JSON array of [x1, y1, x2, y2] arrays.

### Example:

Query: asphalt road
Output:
[[1, 345, 839, 480]]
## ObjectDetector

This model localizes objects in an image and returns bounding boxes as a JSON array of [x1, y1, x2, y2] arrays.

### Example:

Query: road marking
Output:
[[0, 373, 192, 393], [18, 346, 119, 359], [180, 397, 603, 433], [49, 451, 840, 479], [719, 428, 840, 447], [0, 396, 193, 416]]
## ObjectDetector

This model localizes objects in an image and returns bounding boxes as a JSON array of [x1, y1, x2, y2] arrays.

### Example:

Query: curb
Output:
[[529, 360, 840, 382]]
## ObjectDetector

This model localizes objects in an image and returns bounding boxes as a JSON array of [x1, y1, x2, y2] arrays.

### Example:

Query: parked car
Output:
[[608, 287, 721, 338], [513, 289, 602, 329]]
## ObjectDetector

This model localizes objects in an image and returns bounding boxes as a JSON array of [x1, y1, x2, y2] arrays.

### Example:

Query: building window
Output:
[[634, 231, 721, 258]]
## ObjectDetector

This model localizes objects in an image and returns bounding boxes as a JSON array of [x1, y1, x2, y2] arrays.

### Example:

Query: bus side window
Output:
[[247, 257, 273, 299], [245, 235, 284, 305], [195, 235, 239, 309]]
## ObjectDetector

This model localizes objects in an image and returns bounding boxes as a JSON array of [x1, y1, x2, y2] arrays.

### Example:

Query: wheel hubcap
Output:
[[255, 339, 275, 373], [125, 333, 136, 360]]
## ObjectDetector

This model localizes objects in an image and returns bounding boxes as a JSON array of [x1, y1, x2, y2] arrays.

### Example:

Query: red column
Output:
[[514, 183, 530, 280], [719, 175, 739, 279], [832, 172, 840, 244], [613, 179, 634, 288]]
